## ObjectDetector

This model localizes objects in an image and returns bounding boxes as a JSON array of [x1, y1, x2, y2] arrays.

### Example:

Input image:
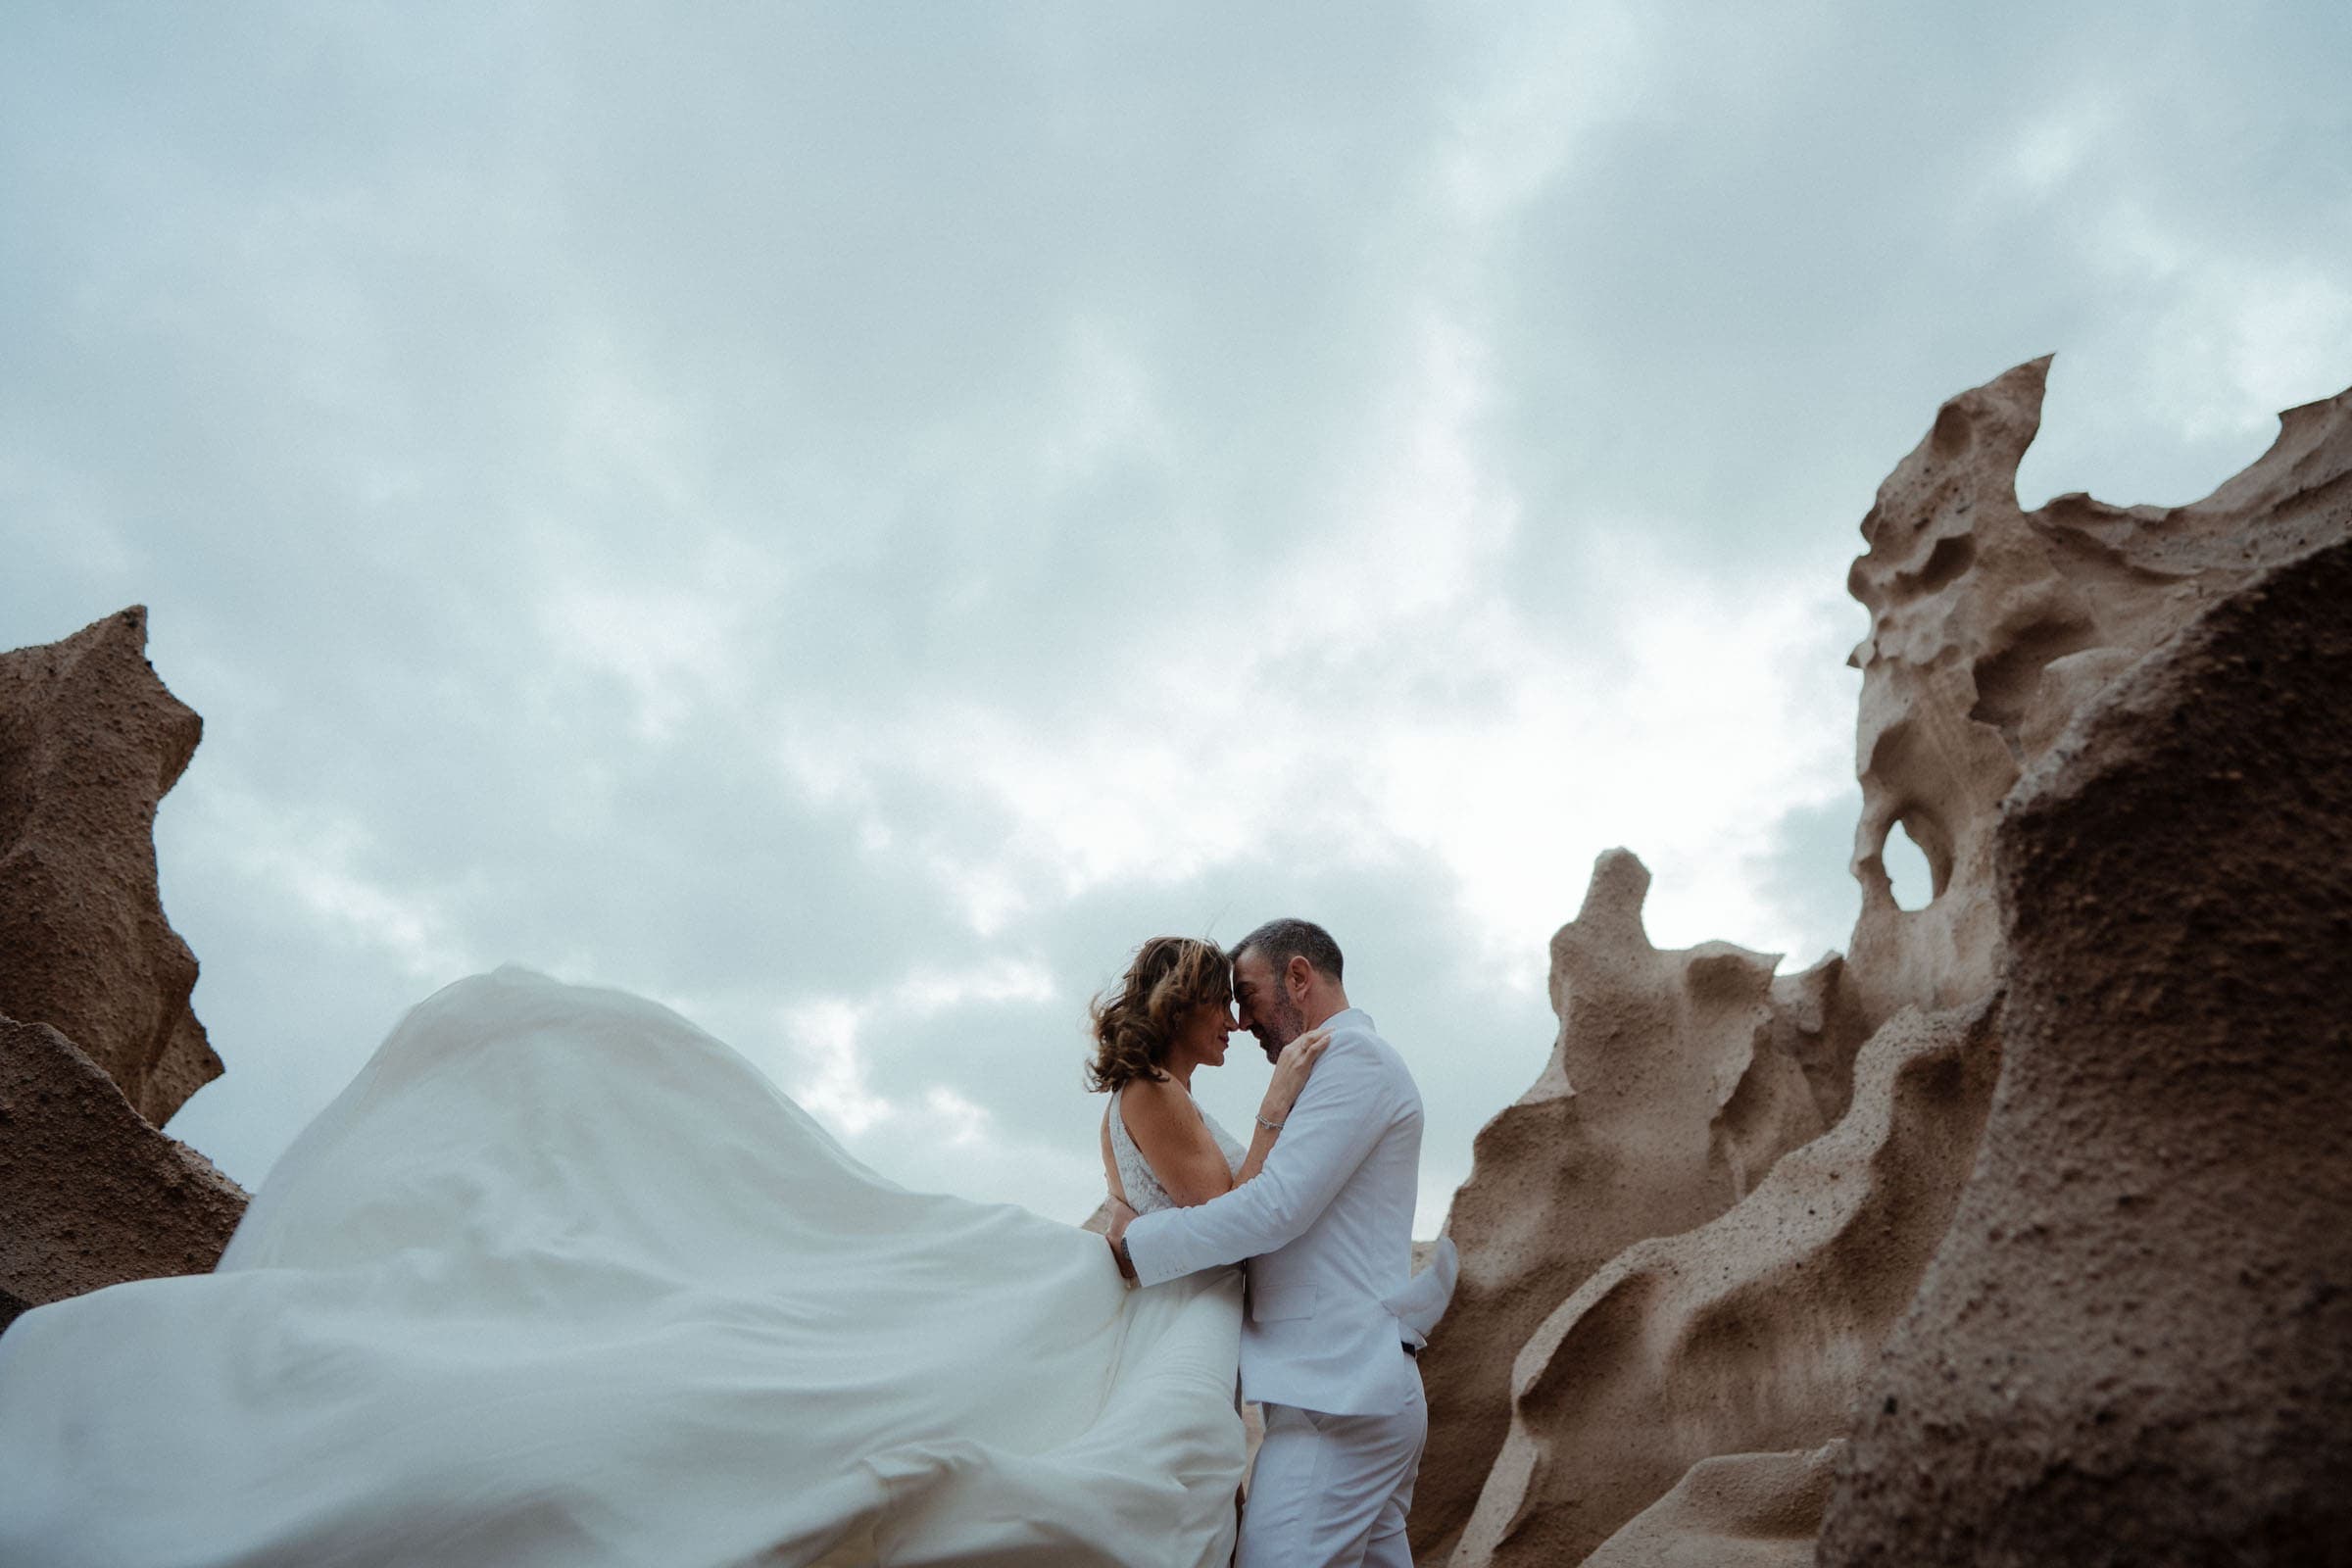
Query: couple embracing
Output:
[[1089, 919, 1455, 1568], [0, 920, 1450, 1567]]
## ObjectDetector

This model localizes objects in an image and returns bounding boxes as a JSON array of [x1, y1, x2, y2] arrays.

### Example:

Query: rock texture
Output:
[[1843, 356, 2346, 1031], [1583, 1442, 1845, 1568], [1422, 360, 2352, 1566], [1817, 531, 2352, 1565], [1451, 998, 1998, 1565], [1412, 851, 1866, 1563], [0, 1016, 246, 1332], [0, 606, 220, 1123], [0, 607, 246, 1331]]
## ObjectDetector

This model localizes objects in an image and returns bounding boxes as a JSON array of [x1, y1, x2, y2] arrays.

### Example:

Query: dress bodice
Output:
[[1107, 1086, 1245, 1214]]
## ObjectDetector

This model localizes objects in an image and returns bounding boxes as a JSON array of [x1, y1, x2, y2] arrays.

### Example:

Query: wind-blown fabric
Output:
[[0, 967, 1245, 1567]]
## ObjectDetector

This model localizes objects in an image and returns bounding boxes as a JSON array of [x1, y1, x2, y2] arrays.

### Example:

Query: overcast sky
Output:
[[6, 2, 2347, 1231]]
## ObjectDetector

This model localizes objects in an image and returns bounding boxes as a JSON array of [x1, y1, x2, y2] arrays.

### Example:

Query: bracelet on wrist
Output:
[[1256, 1112, 1286, 1132]]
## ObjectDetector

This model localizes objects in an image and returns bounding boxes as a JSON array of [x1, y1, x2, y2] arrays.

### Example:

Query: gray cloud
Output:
[[7, 1, 2346, 1229]]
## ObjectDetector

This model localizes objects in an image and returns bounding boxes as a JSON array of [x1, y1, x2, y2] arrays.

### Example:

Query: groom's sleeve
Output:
[[1122, 1037, 1395, 1288]]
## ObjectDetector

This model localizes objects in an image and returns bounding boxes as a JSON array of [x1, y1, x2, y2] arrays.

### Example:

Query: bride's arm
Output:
[[1232, 1122, 1281, 1188], [1232, 1028, 1330, 1186]]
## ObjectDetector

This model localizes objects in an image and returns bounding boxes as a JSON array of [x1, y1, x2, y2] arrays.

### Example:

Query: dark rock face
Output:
[[0, 606, 220, 1124], [0, 607, 245, 1330], [0, 1017, 245, 1334], [1817, 535, 2352, 1566]]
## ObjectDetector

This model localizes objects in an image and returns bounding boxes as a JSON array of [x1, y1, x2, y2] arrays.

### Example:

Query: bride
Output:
[[0, 946, 1325, 1567], [1091, 934, 1328, 1227]]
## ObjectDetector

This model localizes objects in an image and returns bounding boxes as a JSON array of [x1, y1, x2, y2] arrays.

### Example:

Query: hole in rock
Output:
[[1884, 818, 1936, 912], [1930, 402, 1973, 461], [1914, 534, 1976, 592], [1969, 616, 2098, 742]]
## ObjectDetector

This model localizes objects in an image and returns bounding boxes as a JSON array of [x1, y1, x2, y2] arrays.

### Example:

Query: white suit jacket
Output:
[[1123, 1009, 1447, 1417]]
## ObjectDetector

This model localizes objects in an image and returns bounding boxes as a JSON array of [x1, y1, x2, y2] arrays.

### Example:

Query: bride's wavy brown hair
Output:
[[1085, 936, 1234, 1093]]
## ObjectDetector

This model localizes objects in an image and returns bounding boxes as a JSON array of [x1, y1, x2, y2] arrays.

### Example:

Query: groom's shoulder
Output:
[[1324, 1015, 1413, 1084], [1321, 1014, 1383, 1058]]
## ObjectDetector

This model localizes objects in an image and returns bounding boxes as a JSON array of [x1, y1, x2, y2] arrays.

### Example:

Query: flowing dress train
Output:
[[0, 966, 1246, 1567]]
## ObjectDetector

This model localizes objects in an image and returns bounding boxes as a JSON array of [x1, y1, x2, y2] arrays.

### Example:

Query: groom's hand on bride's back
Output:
[[1104, 1196, 1140, 1286]]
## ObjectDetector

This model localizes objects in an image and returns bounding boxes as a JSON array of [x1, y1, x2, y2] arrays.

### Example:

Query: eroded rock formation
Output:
[[0, 1017, 246, 1332], [1818, 531, 2352, 1566], [1, 606, 220, 1123], [1412, 851, 1866, 1562], [1844, 356, 2345, 1029], [1450, 997, 1998, 1565], [0, 607, 245, 1329], [1424, 361, 2352, 1566], [1583, 1442, 1845, 1568]]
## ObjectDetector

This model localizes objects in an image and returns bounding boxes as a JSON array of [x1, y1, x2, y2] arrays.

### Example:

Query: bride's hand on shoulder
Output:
[[1259, 1027, 1333, 1125]]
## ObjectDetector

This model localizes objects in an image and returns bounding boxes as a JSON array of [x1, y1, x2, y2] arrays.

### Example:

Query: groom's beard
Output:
[[1253, 996, 1307, 1062]]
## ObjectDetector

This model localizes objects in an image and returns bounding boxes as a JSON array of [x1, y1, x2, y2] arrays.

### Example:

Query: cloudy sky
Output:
[[6, 2, 2347, 1231]]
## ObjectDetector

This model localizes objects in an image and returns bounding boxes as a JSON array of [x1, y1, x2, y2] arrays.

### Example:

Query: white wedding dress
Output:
[[0, 966, 1247, 1567]]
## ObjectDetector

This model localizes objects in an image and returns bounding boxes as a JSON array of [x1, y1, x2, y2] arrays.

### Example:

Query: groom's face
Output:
[[1233, 949, 1306, 1063]]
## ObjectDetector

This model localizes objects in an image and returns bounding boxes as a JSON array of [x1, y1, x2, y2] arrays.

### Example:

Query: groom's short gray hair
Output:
[[1231, 918, 1344, 983]]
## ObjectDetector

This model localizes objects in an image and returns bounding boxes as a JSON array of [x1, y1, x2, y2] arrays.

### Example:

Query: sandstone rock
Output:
[[0, 1015, 246, 1333], [1449, 997, 1998, 1566], [0, 606, 219, 1123], [1416, 364, 2352, 1565], [1582, 1442, 1845, 1568], [1843, 358, 2348, 1032], [1411, 850, 1866, 1563], [1817, 530, 2352, 1565]]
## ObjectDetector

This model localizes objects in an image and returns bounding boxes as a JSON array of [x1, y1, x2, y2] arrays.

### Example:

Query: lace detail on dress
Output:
[[1107, 1089, 1246, 1215]]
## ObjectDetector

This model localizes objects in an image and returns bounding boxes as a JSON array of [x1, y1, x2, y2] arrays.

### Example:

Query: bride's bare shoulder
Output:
[[1117, 1075, 1196, 1134], [1117, 1073, 1182, 1107], [1116, 1075, 1233, 1205]]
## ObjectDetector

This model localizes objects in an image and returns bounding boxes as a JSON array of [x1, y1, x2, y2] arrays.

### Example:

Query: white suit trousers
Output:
[[1238, 1375, 1427, 1568]]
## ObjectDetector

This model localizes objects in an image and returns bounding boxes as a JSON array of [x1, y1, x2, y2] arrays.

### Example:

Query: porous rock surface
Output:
[[1449, 997, 1998, 1566], [1817, 530, 2352, 1566], [0, 1016, 246, 1332], [0, 606, 220, 1123], [1411, 850, 1865, 1563], [1421, 361, 2352, 1565], [1582, 1442, 1845, 1568], [0, 607, 246, 1331], [1843, 356, 2347, 1030]]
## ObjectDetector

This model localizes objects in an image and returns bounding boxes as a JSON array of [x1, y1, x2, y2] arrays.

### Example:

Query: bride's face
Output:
[[1174, 1001, 1240, 1070]]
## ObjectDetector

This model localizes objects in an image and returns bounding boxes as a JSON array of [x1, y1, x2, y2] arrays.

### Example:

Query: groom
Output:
[[1105, 918, 1450, 1568]]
